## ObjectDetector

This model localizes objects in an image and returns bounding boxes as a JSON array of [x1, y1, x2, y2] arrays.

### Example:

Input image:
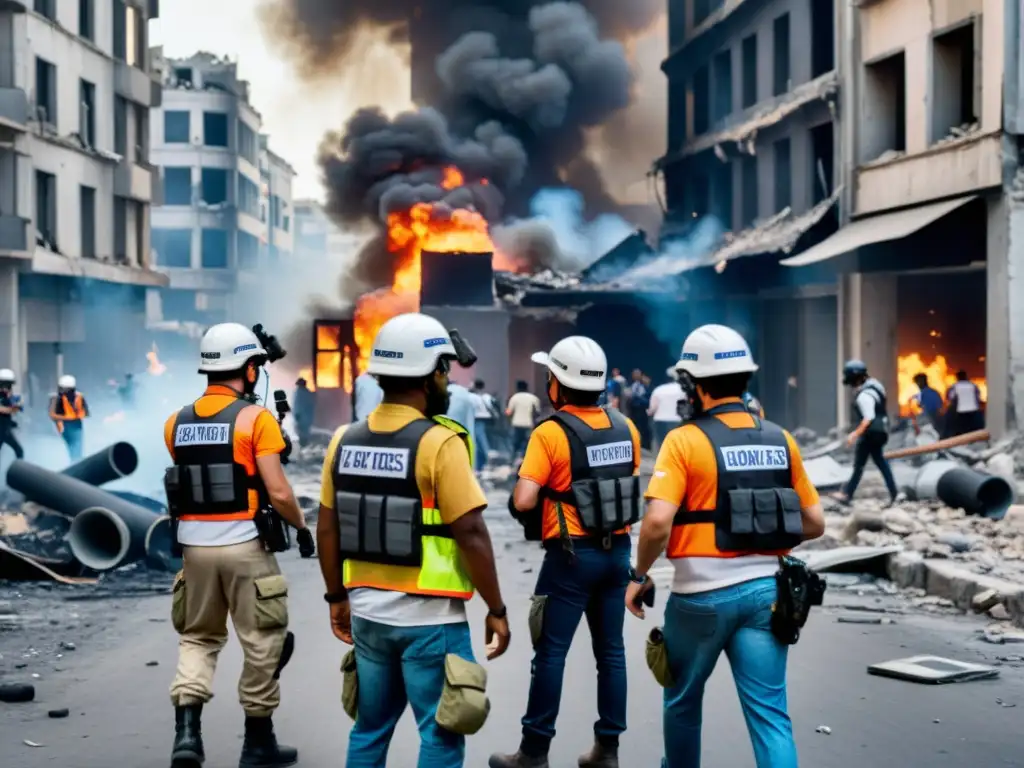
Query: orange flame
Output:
[[352, 166, 516, 373], [146, 343, 166, 376], [897, 353, 987, 416]]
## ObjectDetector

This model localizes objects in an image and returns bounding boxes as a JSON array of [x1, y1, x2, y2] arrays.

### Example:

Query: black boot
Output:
[[238, 715, 298, 768], [170, 704, 205, 767], [488, 751, 550, 768]]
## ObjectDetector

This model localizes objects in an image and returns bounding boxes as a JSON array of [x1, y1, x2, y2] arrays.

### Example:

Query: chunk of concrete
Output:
[[805, 455, 853, 490], [867, 655, 999, 684], [972, 589, 1003, 613]]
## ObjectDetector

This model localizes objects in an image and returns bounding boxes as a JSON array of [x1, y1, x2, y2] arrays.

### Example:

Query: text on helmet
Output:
[[423, 337, 450, 348], [720, 446, 788, 471], [681, 352, 699, 360], [201, 352, 221, 359], [233, 343, 258, 354], [580, 369, 604, 377], [550, 356, 569, 370], [374, 348, 404, 359], [338, 446, 409, 479], [713, 350, 747, 360], [587, 440, 633, 467]]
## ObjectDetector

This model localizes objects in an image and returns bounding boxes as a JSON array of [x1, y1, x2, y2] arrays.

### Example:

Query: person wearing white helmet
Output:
[[49, 373, 89, 460], [316, 312, 508, 768], [491, 336, 642, 768], [165, 321, 311, 768], [625, 324, 825, 768], [0, 368, 24, 460]]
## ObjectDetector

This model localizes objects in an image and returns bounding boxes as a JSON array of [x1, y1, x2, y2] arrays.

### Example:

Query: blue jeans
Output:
[[473, 421, 491, 472], [346, 617, 475, 768], [62, 423, 83, 461], [520, 536, 630, 756], [661, 577, 796, 768]]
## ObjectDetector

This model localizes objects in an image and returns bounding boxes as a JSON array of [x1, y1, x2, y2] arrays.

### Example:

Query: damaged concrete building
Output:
[[782, 0, 1020, 438], [0, 0, 166, 402]]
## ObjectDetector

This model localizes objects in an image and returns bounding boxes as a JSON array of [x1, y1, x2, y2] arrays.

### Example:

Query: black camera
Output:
[[449, 328, 477, 368], [273, 389, 292, 465], [252, 324, 287, 364]]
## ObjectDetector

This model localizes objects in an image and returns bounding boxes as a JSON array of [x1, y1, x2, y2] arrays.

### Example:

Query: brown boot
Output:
[[488, 751, 550, 768], [578, 742, 619, 768]]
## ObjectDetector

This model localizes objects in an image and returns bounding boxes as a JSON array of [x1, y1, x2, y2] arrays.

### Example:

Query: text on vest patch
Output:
[[338, 446, 410, 479], [719, 445, 789, 471], [175, 423, 230, 446], [587, 440, 633, 467]]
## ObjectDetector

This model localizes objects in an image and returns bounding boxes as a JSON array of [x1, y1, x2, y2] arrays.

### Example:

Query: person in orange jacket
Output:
[[50, 374, 89, 461]]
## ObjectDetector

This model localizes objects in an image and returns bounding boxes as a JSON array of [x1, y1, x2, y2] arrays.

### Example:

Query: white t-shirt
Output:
[[952, 380, 980, 412], [471, 392, 492, 419], [507, 391, 540, 427], [178, 519, 259, 547], [650, 382, 685, 422]]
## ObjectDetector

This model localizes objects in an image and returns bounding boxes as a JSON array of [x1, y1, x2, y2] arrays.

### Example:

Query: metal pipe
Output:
[[62, 442, 139, 485], [912, 459, 1016, 520], [5, 460, 162, 571]]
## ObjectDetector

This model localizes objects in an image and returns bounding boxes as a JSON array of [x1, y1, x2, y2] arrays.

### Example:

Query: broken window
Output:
[[152, 229, 192, 268], [34, 171, 56, 248], [931, 22, 978, 144], [862, 51, 906, 160], [163, 168, 192, 206], [711, 161, 733, 231], [811, 123, 834, 204], [79, 185, 95, 259], [692, 65, 710, 136], [810, 0, 834, 77], [740, 155, 758, 228], [34, 57, 56, 127], [774, 138, 791, 211], [79, 79, 95, 148], [712, 49, 733, 123], [203, 111, 229, 147], [200, 168, 228, 205], [175, 68, 193, 86], [201, 228, 229, 269], [772, 14, 791, 96], [741, 34, 757, 108]]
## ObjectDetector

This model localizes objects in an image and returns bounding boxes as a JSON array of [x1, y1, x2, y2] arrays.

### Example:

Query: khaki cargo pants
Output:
[[169, 538, 289, 717]]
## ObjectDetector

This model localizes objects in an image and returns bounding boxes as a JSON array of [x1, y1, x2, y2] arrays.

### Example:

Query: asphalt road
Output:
[[2, 501, 1024, 768]]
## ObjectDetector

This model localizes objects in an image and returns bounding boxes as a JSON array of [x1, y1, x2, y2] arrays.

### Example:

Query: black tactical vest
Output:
[[163, 398, 262, 517], [333, 419, 453, 569], [676, 402, 803, 552], [853, 381, 889, 435], [542, 407, 642, 535]]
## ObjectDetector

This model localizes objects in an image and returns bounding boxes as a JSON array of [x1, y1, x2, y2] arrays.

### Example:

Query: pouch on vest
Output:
[[543, 409, 642, 535], [341, 649, 358, 720], [435, 654, 490, 735], [645, 627, 674, 688], [333, 419, 444, 569], [718, 487, 804, 552]]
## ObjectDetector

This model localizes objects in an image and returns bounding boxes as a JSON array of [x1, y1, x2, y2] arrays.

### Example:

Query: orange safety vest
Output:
[[666, 403, 799, 560], [51, 393, 86, 432]]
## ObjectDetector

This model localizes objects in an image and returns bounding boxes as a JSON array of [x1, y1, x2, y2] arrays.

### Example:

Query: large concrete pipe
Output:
[[5, 460, 166, 571], [912, 459, 1016, 520], [62, 442, 138, 485]]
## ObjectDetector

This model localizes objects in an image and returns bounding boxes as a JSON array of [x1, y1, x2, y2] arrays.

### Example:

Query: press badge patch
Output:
[[587, 440, 633, 467], [338, 446, 410, 479], [175, 423, 230, 446], [720, 445, 789, 471]]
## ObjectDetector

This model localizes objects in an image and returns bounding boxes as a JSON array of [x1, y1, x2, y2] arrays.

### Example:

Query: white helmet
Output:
[[198, 323, 266, 373], [0, 368, 14, 382], [531, 336, 607, 392], [677, 324, 758, 379], [366, 313, 457, 378], [58, 374, 77, 389]]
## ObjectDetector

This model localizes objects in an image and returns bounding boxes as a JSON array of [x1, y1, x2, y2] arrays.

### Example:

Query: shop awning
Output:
[[779, 195, 978, 267]]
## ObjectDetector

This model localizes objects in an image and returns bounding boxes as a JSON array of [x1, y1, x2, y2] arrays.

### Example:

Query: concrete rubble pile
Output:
[[794, 424, 1024, 627], [0, 442, 180, 584]]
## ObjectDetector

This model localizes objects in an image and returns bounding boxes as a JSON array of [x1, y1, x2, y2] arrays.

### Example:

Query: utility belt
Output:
[[770, 555, 826, 644]]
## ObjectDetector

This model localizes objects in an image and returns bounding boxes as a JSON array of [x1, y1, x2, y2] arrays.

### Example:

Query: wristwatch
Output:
[[488, 605, 508, 619], [323, 591, 348, 604], [628, 566, 650, 585]]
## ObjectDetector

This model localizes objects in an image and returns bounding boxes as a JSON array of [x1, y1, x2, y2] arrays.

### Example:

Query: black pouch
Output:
[[337, 493, 423, 567], [509, 494, 543, 541], [770, 557, 826, 645]]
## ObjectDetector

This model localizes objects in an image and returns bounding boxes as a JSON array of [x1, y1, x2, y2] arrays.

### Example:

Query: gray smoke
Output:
[[259, 0, 661, 79]]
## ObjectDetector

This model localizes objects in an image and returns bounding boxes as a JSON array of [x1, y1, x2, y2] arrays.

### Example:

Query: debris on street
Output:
[[867, 655, 1000, 684]]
